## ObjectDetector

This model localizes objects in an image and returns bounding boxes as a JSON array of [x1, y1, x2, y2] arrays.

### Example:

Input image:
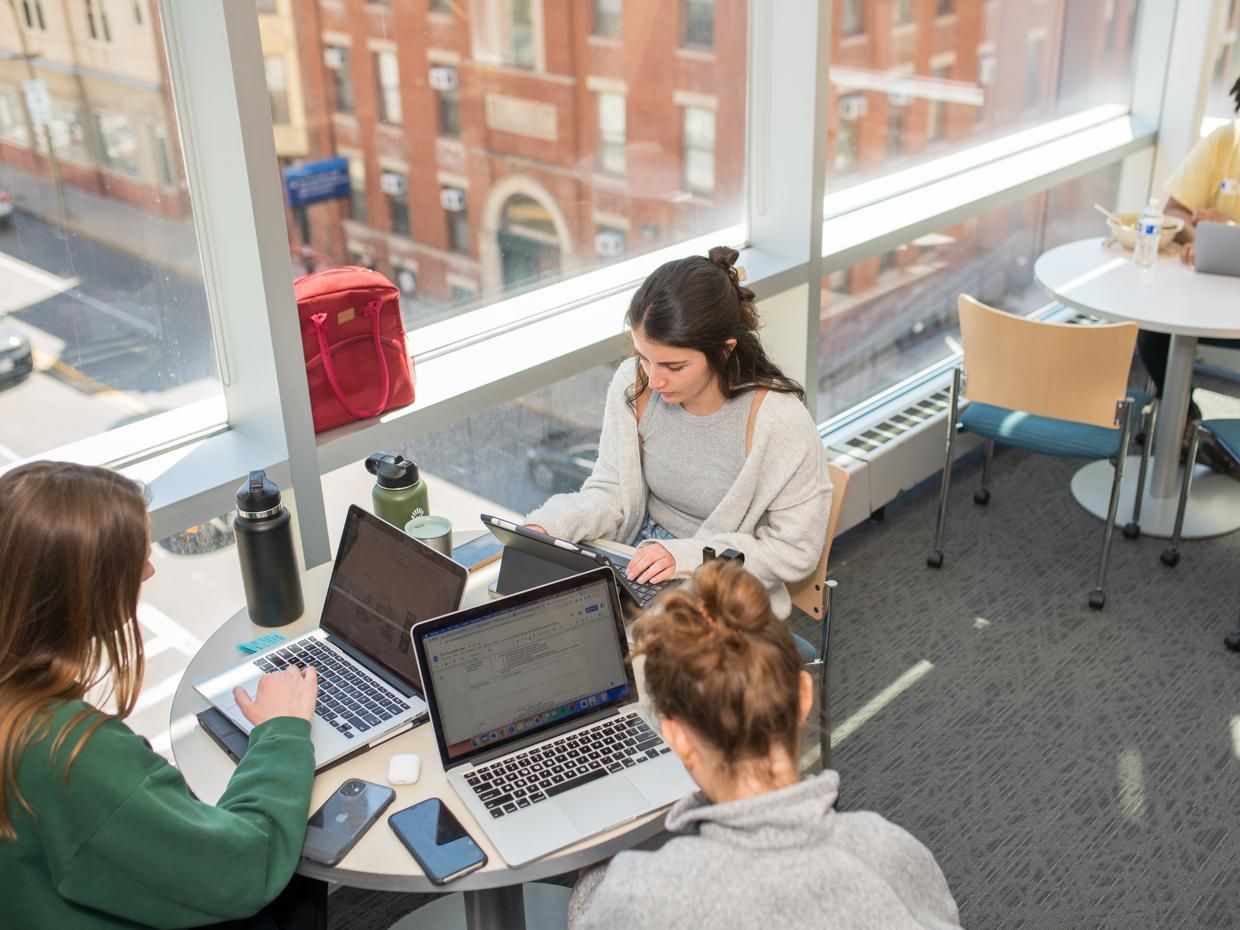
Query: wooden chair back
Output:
[[957, 294, 1138, 429], [790, 462, 850, 620]]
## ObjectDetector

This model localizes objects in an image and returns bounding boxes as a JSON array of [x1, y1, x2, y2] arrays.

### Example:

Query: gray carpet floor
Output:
[[330, 377, 1240, 929]]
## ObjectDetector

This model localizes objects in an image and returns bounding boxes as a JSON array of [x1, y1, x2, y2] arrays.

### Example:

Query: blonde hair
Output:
[[631, 560, 803, 770], [0, 462, 148, 840]]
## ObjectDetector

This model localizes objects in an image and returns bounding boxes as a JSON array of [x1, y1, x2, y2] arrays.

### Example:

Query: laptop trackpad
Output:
[[558, 778, 647, 835]]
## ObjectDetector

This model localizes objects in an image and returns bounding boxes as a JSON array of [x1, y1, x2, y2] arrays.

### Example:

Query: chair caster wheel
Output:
[[1225, 630, 1240, 652], [973, 489, 991, 506], [1160, 549, 1180, 568], [1088, 590, 1105, 610], [1122, 522, 1140, 540], [926, 551, 944, 569]]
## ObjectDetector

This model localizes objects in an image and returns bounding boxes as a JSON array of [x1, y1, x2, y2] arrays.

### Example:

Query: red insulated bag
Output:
[[296, 266, 416, 433]]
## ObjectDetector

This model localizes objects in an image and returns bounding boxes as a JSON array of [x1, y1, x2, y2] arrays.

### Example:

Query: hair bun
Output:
[[708, 245, 740, 271]]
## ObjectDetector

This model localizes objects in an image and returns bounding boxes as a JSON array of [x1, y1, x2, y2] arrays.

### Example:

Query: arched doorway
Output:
[[498, 194, 562, 288]]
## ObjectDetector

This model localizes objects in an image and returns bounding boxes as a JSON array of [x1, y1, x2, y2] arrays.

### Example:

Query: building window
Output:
[[429, 0, 452, 10], [936, 0, 953, 15], [475, 0, 536, 69], [348, 157, 367, 223], [894, 0, 912, 25], [1024, 34, 1046, 111], [395, 264, 417, 298], [265, 57, 290, 125], [506, 0, 536, 68], [375, 51, 402, 125], [23, 0, 46, 29], [841, 0, 864, 37], [383, 171, 409, 235], [594, 226, 627, 261], [432, 66, 461, 137], [255, 0, 277, 10], [834, 94, 864, 174], [886, 97, 907, 157], [597, 92, 626, 176], [94, 111, 140, 177], [84, 0, 111, 41], [133, 0, 142, 23], [681, 0, 713, 49], [683, 105, 715, 195], [443, 189, 470, 254], [152, 125, 174, 187], [927, 65, 950, 143], [326, 46, 354, 114], [593, 0, 621, 38]]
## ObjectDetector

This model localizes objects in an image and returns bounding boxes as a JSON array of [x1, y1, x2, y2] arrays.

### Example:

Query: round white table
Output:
[[170, 554, 663, 930], [1034, 237, 1240, 538]]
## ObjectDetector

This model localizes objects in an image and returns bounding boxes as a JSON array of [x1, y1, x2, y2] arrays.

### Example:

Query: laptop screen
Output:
[[419, 572, 633, 761], [320, 506, 467, 689]]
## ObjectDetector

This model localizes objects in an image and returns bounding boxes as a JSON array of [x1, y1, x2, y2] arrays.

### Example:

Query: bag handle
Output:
[[307, 299, 390, 420], [745, 388, 768, 456]]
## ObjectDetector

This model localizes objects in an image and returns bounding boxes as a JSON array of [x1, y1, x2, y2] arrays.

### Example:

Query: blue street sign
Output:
[[283, 157, 350, 208]]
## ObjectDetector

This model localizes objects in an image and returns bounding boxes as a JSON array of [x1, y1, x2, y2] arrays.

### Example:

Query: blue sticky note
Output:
[[237, 631, 287, 654]]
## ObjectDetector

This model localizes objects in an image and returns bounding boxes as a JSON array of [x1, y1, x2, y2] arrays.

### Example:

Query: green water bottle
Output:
[[365, 453, 429, 528]]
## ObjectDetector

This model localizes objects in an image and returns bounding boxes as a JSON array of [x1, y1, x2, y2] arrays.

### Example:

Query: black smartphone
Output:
[[388, 798, 488, 885], [301, 778, 396, 867], [450, 532, 505, 571]]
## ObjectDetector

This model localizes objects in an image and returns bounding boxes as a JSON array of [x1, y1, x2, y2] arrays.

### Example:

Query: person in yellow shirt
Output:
[[1137, 74, 1240, 446]]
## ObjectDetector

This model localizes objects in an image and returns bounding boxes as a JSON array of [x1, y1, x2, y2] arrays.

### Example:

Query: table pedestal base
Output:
[[1071, 457, 1240, 539], [390, 882, 570, 930]]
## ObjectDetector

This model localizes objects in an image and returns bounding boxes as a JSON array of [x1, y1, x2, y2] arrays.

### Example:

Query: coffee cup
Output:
[[404, 515, 453, 557]]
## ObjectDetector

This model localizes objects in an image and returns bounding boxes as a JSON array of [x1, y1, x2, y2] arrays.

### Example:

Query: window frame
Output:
[[17, 0, 1198, 571]]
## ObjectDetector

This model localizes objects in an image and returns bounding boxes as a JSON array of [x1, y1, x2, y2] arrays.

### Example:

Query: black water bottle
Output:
[[234, 470, 304, 627]]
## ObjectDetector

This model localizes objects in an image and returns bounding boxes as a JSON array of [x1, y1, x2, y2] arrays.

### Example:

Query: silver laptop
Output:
[[195, 505, 468, 770], [1195, 221, 1240, 277], [413, 567, 696, 867]]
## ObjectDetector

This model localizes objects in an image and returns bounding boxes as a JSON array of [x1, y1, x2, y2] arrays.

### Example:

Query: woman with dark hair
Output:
[[0, 461, 321, 929], [567, 560, 962, 930], [527, 247, 833, 649]]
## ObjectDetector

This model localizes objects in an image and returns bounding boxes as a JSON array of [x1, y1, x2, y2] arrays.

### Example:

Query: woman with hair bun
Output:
[[527, 246, 833, 656], [567, 560, 962, 930]]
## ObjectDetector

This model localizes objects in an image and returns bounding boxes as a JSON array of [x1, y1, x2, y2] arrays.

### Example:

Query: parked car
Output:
[[0, 188, 12, 226], [527, 430, 598, 493], [0, 319, 33, 385]]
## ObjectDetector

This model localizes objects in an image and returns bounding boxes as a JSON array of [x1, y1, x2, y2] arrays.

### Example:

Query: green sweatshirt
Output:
[[1, 700, 315, 929]]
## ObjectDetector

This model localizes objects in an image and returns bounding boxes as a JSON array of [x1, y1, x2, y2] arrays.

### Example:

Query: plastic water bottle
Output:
[[1133, 197, 1162, 270]]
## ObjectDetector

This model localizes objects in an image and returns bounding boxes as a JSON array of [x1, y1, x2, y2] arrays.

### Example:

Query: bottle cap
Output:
[[236, 470, 283, 518], [365, 453, 420, 490]]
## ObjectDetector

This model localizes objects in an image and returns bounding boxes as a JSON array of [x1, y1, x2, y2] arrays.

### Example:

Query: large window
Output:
[[259, 2, 747, 333], [826, 0, 1143, 190], [1205, 0, 1240, 121], [0, 5, 218, 459], [817, 165, 1123, 415]]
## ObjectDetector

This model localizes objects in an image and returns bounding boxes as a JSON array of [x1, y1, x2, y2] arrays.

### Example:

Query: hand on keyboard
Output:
[[626, 542, 676, 584], [234, 666, 318, 726]]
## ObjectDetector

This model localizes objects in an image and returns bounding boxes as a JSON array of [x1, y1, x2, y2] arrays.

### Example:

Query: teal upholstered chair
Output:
[[927, 295, 1141, 609], [1159, 420, 1240, 567]]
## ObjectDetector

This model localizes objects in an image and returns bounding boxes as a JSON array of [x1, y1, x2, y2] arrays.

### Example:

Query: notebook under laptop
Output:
[[481, 514, 680, 609], [412, 567, 696, 867], [194, 505, 468, 771], [1195, 221, 1240, 277]]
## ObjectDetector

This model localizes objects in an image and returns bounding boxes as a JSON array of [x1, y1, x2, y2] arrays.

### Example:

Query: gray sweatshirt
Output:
[[527, 358, 834, 618], [569, 771, 963, 930]]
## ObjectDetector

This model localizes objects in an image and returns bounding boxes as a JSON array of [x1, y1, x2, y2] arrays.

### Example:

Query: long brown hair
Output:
[[0, 461, 149, 840], [625, 245, 807, 410], [632, 560, 804, 771]]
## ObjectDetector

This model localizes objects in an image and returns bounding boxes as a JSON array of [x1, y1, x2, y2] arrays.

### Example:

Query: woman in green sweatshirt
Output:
[[0, 461, 320, 929]]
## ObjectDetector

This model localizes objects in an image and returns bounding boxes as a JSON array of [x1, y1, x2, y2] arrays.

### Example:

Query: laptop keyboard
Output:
[[463, 712, 672, 818], [253, 636, 411, 740], [590, 549, 677, 607]]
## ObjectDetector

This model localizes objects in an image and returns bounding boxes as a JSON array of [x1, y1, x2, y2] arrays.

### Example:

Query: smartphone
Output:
[[388, 798, 488, 885], [450, 532, 505, 571], [301, 778, 396, 867]]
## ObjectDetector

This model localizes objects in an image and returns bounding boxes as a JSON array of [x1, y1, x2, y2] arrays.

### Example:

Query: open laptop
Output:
[[1195, 221, 1240, 277], [481, 514, 679, 608], [412, 567, 696, 867], [195, 505, 468, 770]]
